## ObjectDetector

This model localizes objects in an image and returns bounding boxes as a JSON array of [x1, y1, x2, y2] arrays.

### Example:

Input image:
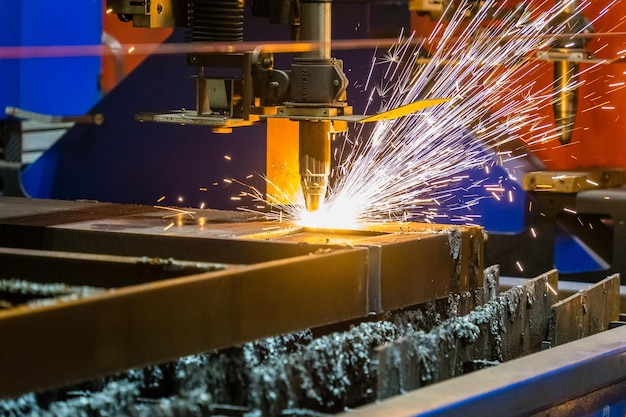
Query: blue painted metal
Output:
[[555, 227, 606, 273], [0, 0, 101, 119]]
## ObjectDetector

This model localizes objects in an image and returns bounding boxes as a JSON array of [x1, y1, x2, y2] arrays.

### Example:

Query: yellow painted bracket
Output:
[[267, 98, 451, 123], [357, 98, 451, 122]]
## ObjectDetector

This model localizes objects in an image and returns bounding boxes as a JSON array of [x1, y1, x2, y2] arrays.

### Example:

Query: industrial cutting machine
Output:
[[1, 1, 626, 416]]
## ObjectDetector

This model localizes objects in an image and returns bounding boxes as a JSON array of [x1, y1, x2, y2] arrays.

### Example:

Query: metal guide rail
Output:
[[0, 196, 483, 398]]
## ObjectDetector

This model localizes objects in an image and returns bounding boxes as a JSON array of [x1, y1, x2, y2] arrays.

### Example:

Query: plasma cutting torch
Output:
[[109, 0, 446, 213]]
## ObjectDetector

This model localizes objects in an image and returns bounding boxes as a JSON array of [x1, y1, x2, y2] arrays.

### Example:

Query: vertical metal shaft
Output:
[[298, 0, 332, 212], [553, 59, 578, 145], [553, 0, 580, 145], [300, 1, 331, 59]]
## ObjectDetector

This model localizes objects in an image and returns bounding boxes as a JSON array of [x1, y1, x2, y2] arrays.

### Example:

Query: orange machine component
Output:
[[101, 6, 172, 94], [266, 118, 302, 205]]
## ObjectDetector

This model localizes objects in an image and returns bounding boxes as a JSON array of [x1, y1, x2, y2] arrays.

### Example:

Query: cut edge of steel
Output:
[[0, 247, 369, 399], [374, 269, 560, 400], [550, 273, 621, 347], [344, 323, 626, 417]]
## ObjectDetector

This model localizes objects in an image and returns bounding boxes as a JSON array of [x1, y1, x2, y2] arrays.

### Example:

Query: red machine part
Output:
[[101, 5, 172, 94], [412, 1, 626, 171]]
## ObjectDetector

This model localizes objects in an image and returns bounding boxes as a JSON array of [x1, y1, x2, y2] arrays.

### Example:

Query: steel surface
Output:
[[0, 196, 484, 398], [501, 276, 626, 316], [550, 274, 621, 346], [239, 223, 484, 313], [0, 247, 369, 399], [0, 197, 484, 313], [0, 247, 230, 287], [375, 269, 559, 400]]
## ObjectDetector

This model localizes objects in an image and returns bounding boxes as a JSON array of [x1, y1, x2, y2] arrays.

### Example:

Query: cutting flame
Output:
[[295, 203, 360, 230]]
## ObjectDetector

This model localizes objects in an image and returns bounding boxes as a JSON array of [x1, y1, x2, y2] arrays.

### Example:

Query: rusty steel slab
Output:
[[550, 274, 621, 347], [0, 197, 485, 398], [0, 247, 369, 399], [240, 224, 484, 313]]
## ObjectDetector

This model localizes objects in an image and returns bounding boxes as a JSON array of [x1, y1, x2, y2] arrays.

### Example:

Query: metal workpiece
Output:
[[371, 227, 480, 312], [0, 197, 485, 398], [0, 246, 370, 399], [501, 276, 626, 314], [375, 269, 559, 401], [0, 285, 494, 416], [0, 266, 559, 416], [0, 246, 229, 288], [243, 222, 484, 313], [550, 274, 621, 347]]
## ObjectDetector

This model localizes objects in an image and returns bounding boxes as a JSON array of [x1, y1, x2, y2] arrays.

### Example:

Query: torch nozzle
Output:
[[301, 174, 328, 212], [299, 121, 332, 213]]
